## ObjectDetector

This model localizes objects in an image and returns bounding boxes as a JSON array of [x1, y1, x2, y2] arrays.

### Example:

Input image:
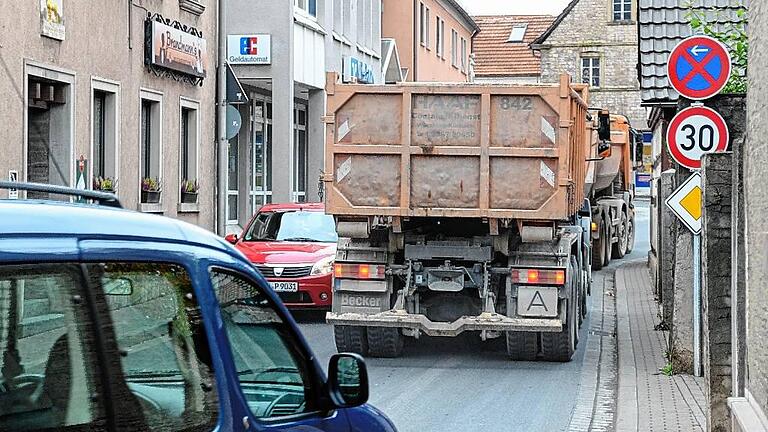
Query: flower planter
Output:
[[141, 190, 161, 204], [181, 191, 198, 204]]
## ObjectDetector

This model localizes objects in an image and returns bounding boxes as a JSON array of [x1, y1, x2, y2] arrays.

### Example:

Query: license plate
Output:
[[269, 282, 299, 293], [517, 286, 559, 317]]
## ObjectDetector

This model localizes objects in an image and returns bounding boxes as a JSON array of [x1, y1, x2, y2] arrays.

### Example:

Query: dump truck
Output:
[[588, 114, 644, 270], [323, 74, 608, 362]]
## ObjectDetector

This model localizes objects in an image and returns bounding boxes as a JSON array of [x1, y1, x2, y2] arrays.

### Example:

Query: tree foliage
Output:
[[686, 6, 748, 94]]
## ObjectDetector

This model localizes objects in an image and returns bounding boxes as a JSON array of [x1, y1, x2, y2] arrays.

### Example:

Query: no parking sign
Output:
[[667, 35, 732, 100]]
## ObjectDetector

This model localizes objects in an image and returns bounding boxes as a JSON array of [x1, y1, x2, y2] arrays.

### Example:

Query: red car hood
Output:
[[235, 240, 336, 265]]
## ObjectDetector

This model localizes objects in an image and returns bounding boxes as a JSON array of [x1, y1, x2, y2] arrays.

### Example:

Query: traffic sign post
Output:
[[667, 35, 732, 100], [665, 34, 732, 378], [666, 173, 704, 376], [667, 105, 729, 170]]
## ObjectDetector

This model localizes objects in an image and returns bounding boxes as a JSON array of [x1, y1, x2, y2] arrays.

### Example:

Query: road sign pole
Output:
[[693, 233, 702, 377]]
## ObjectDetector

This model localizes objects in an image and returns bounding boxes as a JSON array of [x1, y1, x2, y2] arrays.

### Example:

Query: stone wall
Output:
[[742, 0, 768, 421], [536, 0, 644, 127], [701, 152, 733, 432]]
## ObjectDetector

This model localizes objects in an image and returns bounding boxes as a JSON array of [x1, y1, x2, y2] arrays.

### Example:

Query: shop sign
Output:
[[147, 20, 207, 78], [344, 57, 375, 84], [227, 35, 271, 65], [40, 0, 65, 40]]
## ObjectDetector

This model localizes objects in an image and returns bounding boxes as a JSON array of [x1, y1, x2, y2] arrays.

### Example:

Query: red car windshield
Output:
[[243, 211, 338, 243]]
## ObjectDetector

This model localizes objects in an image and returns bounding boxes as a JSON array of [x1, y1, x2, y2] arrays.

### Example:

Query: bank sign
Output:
[[227, 35, 271, 65], [147, 20, 207, 78], [344, 57, 375, 84]]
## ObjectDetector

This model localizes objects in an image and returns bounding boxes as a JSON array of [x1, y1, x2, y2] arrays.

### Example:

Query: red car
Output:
[[225, 203, 338, 309]]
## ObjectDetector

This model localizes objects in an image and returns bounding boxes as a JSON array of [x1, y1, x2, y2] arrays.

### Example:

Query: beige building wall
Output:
[[535, 0, 645, 128], [0, 0, 217, 229], [382, 0, 475, 82]]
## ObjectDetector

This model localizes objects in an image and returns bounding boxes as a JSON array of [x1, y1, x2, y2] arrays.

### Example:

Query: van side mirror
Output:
[[597, 110, 611, 142], [224, 233, 239, 245], [328, 353, 369, 408]]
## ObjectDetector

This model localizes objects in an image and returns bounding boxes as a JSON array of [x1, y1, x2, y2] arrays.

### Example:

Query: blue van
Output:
[[0, 183, 396, 432]]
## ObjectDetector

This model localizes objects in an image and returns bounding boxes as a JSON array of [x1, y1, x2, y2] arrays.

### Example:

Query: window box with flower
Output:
[[180, 179, 199, 204], [141, 177, 162, 204], [93, 176, 117, 194]]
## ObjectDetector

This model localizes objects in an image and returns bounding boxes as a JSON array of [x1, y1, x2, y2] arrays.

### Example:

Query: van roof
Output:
[[0, 200, 231, 252]]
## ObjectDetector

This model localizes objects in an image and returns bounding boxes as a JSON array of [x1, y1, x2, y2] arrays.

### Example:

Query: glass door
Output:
[[292, 103, 308, 203], [250, 97, 272, 213]]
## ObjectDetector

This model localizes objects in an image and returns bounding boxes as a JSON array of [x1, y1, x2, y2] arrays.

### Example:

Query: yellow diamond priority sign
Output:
[[666, 173, 702, 234]]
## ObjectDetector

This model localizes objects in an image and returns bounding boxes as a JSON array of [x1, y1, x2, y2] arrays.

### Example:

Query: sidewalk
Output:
[[614, 261, 706, 431]]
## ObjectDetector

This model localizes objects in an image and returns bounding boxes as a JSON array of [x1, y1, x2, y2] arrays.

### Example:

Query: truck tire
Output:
[[612, 211, 628, 259], [625, 214, 635, 254], [592, 219, 605, 271], [334, 325, 368, 356], [602, 221, 612, 268], [367, 327, 404, 358], [571, 256, 585, 328], [541, 259, 577, 362], [506, 331, 539, 361]]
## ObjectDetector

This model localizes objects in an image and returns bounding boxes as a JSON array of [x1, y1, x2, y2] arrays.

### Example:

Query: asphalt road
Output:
[[295, 199, 651, 432]]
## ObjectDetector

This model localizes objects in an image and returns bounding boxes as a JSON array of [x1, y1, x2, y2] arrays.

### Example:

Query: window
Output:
[[293, 104, 308, 203], [334, 0, 344, 36], [180, 99, 199, 203], [295, 0, 317, 17], [139, 90, 162, 203], [91, 80, 119, 192], [94, 262, 219, 430], [508, 24, 528, 42], [210, 269, 315, 419], [461, 37, 467, 72], [613, 0, 631, 21], [582, 57, 601, 87], [227, 140, 239, 224], [0, 265, 103, 431], [249, 97, 273, 214], [425, 7, 430, 48], [436, 17, 445, 58], [451, 29, 458, 67], [419, 3, 427, 47]]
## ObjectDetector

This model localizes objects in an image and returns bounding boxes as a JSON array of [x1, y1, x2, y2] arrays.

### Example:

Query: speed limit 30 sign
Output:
[[666, 105, 729, 170]]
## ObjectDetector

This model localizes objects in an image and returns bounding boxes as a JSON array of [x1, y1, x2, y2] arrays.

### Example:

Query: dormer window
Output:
[[507, 24, 528, 43]]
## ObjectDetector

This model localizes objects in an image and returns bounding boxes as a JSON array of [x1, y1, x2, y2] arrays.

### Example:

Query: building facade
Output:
[[225, 0, 381, 232], [531, 0, 645, 127], [0, 0, 217, 228], [382, 0, 477, 82], [472, 15, 554, 84]]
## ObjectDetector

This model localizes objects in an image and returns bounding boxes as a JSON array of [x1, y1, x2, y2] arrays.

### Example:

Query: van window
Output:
[[210, 269, 313, 419], [93, 263, 218, 431], [0, 265, 104, 431]]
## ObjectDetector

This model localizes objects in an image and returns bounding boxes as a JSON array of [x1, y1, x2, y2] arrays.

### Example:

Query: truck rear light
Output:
[[591, 222, 598, 232], [333, 263, 386, 280], [527, 269, 539, 283], [511, 268, 566, 285]]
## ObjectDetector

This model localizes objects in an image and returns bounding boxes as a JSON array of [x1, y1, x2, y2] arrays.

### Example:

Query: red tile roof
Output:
[[472, 15, 555, 78]]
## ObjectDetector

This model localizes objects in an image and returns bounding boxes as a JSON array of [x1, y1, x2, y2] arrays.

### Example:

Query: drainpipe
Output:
[[216, 0, 227, 235], [412, 0, 418, 82]]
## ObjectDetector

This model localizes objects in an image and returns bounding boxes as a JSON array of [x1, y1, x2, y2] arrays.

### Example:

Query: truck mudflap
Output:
[[326, 310, 563, 337]]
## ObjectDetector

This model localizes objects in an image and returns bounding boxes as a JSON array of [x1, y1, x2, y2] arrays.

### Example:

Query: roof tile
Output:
[[472, 15, 555, 78]]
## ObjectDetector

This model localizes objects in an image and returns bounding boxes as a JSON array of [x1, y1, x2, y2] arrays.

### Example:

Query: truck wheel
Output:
[[367, 327, 404, 358], [541, 260, 577, 362], [571, 256, 585, 328], [334, 326, 368, 356], [592, 219, 605, 271], [612, 211, 628, 259], [506, 331, 539, 361], [625, 215, 635, 254], [602, 221, 612, 267]]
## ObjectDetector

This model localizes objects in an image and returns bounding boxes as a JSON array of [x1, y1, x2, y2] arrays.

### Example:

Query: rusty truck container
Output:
[[323, 74, 591, 222]]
